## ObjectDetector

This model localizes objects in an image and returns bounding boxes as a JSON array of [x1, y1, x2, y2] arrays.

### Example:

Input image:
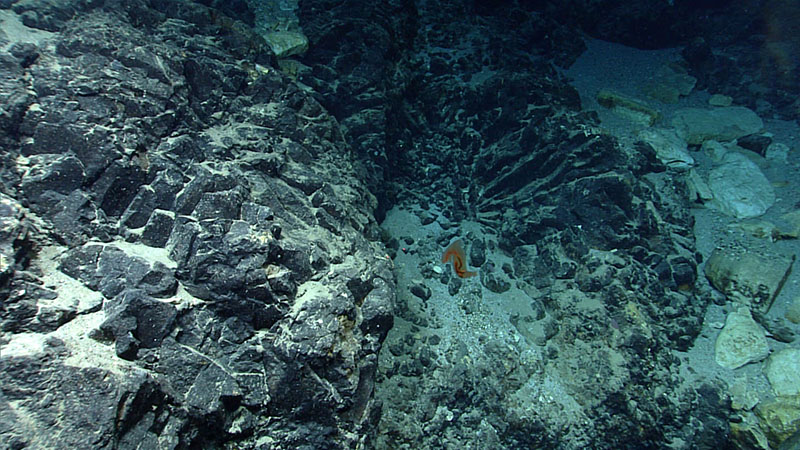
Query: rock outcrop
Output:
[[0, 1, 393, 448], [297, 1, 728, 448]]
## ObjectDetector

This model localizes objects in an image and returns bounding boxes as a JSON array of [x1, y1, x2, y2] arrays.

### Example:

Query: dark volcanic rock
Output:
[[59, 244, 177, 299], [0, 1, 394, 448], [0, 0, 760, 448], [0, 337, 165, 450], [98, 288, 177, 359], [292, 1, 718, 449]]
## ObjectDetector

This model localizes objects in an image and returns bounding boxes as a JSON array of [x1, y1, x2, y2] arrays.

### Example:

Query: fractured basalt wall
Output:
[[298, 1, 729, 448], [0, 0, 394, 448]]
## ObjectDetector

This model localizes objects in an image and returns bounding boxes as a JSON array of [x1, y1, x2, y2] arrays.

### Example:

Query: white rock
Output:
[[708, 94, 733, 107], [637, 128, 694, 170], [704, 248, 793, 312], [765, 142, 789, 163], [700, 140, 729, 162], [685, 168, 713, 202], [265, 31, 309, 58], [729, 377, 760, 410], [671, 106, 764, 145], [786, 297, 800, 324], [764, 348, 800, 396], [715, 307, 769, 369], [707, 151, 775, 219]]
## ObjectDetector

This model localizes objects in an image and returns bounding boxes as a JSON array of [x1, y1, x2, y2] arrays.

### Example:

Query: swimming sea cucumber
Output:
[[441, 239, 477, 278]]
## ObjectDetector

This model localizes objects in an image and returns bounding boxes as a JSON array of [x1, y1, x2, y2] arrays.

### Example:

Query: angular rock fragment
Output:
[[714, 307, 769, 369]]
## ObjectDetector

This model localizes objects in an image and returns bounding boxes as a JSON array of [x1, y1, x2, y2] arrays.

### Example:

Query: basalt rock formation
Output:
[[0, 1, 393, 448]]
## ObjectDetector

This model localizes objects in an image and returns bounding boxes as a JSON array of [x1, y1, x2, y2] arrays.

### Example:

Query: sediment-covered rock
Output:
[[0, 1, 393, 448], [297, 1, 726, 448]]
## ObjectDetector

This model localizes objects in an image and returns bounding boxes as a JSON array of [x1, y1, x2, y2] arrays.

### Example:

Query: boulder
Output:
[[265, 31, 309, 58], [644, 64, 696, 104], [708, 94, 733, 107], [597, 89, 660, 126], [755, 395, 800, 449], [704, 248, 794, 312], [706, 151, 775, 219], [637, 127, 694, 170], [729, 377, 760, 411], [714, 307, 769, 369], [764, 348, 800, 397], [730, 413, 770, 450], [671, 106, 764, 145], [685, 168, 714, 202], [781, 210, 800, 237], [786, 297, 800, 324]]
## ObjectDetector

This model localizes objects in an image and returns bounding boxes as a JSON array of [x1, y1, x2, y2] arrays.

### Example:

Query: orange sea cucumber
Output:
[[441, 239, 477, 278]]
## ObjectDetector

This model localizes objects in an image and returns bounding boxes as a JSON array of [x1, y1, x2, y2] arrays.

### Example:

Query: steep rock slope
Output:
[[299, 1, 728, 448], [0, 0, 393, 448]]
